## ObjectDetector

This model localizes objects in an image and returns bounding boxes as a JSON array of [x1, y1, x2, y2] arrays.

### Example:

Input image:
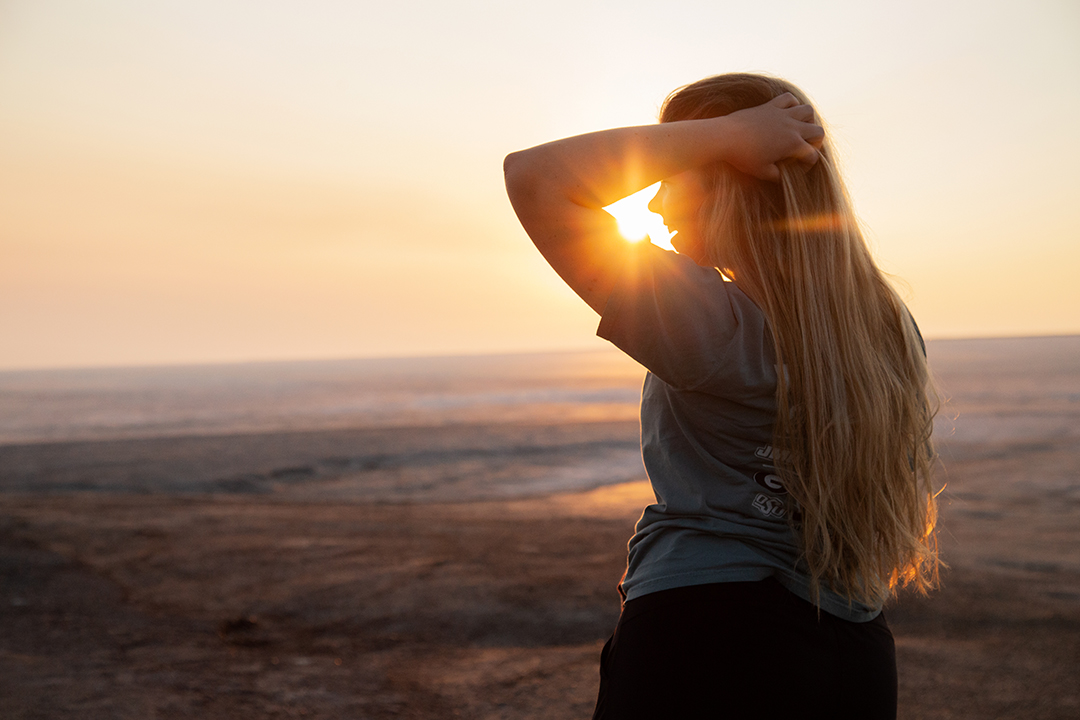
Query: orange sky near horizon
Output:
[[1, 0, 1078, 370]]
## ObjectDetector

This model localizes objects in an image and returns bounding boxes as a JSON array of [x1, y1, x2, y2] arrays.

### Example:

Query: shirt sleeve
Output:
[[597, 242, 741, 390]]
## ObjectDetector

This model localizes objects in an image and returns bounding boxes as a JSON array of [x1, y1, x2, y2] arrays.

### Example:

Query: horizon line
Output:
[[3, 332, 1079, 375]]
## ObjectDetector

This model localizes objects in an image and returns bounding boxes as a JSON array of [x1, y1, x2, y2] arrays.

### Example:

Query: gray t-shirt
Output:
[[597, 242, 879, 622]]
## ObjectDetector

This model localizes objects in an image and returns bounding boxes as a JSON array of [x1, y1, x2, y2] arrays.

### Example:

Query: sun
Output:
[[604, 183, 674, 250]]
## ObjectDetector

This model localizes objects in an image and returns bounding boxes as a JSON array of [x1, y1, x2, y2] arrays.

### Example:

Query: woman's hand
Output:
[[718, 93, 825, 182]]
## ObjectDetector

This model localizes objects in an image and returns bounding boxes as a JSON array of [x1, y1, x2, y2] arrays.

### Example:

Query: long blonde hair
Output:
[[661, 74, 941, 606]]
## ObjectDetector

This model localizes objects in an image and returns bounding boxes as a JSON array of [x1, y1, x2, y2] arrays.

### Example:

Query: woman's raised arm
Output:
[[503, 93, 823, 313]]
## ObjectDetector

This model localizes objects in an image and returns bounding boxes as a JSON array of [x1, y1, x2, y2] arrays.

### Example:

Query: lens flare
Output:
[[604, 183, 673, 249]]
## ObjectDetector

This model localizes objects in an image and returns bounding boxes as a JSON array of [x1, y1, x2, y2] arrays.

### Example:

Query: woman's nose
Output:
[[648, 186, 664, 216]]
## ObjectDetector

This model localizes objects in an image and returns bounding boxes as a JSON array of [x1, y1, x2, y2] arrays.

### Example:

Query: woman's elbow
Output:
[[503, 149, 537, 205], [502, 149, 523, 178]]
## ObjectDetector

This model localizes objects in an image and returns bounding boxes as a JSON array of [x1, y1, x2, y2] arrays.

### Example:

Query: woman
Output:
[[504, 73, 940, 719]]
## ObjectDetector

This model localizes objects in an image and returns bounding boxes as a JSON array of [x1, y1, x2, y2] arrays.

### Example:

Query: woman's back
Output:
[[656, 74, 940, 607]]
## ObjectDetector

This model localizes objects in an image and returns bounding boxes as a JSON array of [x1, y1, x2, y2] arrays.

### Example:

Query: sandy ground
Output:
[[2, 470, 1078, 720], [2, 336, 1078, 718]]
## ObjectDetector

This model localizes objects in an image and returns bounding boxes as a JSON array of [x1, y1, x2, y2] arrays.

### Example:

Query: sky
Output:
[[1, 0, 1078, 370]]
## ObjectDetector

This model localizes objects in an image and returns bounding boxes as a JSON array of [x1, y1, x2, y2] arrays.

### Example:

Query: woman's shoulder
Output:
[[599, 243, 774, 391]]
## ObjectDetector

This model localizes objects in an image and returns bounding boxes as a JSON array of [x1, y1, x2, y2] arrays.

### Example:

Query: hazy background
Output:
[[2, 0, 1078, 370]]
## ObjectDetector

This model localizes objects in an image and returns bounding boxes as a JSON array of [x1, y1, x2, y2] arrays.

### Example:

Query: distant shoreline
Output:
[[2, 333, 1078, 376]]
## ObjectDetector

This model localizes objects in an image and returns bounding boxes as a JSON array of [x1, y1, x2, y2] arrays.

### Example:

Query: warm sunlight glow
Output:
[[604, 184, 674, 250], [2, 1, 1077, 369]]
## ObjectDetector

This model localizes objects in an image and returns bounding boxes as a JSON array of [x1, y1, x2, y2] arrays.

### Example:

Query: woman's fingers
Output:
[[790, 103, 815, 123], [788, 103, 824, 157], [783, 101, 824, 164], [803, 121, 825, 147], [728, 94, 826, 178], [771, 92, 800, 109], [776, 95, 825, 151]]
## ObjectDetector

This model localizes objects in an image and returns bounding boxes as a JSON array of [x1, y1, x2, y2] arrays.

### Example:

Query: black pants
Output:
[[592, 578, 896, 720]]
